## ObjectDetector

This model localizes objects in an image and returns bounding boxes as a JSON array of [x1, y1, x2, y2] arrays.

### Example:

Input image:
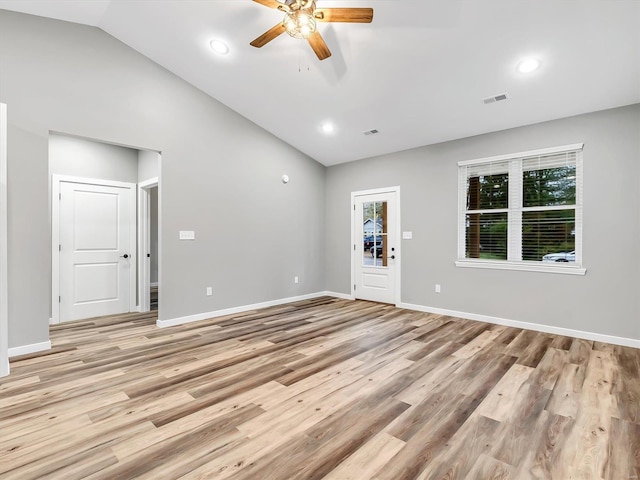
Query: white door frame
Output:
[[0, 104, 8, 377], [351, 186, 401, 305], [51, 174, 137, 325], [138, 178, 158, 313]]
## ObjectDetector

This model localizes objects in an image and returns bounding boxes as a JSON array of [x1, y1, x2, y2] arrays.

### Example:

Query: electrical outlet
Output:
[[206, 287, 212, 296], [294, 276, 299, 284], [435, 284, 441, 293]]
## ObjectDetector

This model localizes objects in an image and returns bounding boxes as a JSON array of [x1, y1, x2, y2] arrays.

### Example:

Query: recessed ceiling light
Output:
[[321, 123, 335, 134], [210, 39, 229, 55], [517, 58, 540, 74]]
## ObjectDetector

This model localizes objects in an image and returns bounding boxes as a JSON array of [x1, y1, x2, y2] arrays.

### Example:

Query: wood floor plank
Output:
[[552, 349, 620, 479], [375, 393, 483, 479], [322, 432, 406, 480], [475, 363, 534, 422], [545, 361, 586, 418], [487, 383, 554, 468], [0, 296, 636, 480], [614, 345, 640, 423], [228, 396, 411, 480], [511, 410, 574, 479], [415, 414, 501, 480], [462, 454, 514, 480], [607, 417, 640, 480]]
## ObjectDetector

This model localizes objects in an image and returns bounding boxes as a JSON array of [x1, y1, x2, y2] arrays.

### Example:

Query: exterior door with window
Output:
[[353, 188, 399, 304], [59, 180, 134, 322]]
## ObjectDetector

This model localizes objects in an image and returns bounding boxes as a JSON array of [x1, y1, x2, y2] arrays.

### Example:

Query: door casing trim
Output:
[[350, 186, 401, 305], [138, 178, 158, 314], [0, 104, 8, 377], [51, 174, 137, 324]]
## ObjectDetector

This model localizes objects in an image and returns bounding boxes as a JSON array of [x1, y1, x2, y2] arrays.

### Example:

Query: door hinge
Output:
[[353, 244, 356, 251], [59, 193, 61, 200], [59, 244, 61, 251], [58, 296, 61, 303], [353, 284, 356, 291], [353, 204, 356, 211]]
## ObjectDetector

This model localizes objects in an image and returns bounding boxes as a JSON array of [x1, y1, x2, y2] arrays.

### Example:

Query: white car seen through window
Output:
[[541, 251, 575, 263]]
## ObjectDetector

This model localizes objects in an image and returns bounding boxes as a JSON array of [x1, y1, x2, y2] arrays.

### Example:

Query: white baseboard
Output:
[[158, 291, 334, 328], [325, 291, 355, 301], [398, 302, 640, 349], [0, 359, 8, 378], [8, 340, 52, 358]]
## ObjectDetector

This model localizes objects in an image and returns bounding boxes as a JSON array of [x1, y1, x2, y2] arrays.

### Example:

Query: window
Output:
[[456, 144, 585, 274]]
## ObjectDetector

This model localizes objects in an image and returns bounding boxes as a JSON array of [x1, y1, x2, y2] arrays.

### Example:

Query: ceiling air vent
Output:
[[363, 129, 379, 136], [483, 93, 509, 105]]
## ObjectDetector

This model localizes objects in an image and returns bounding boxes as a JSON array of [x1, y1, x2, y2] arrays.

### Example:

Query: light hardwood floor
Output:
[[1, 297, 638, 479]]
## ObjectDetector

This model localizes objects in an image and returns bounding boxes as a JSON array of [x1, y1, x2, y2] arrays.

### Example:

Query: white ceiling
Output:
[[1, 0, 639, 166]]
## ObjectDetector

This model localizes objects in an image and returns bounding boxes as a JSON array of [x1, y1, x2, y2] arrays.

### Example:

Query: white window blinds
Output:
[[457, 144, 584, 273]]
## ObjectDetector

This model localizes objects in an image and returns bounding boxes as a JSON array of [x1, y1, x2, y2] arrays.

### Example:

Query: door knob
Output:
[[121, 254, 129, 259]]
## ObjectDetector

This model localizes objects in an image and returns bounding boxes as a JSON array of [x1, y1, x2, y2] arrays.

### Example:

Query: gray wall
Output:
[[0, 11, 325, 348], [326, 104, 640, 341], [49, 133, 138, 182], [138, 149, 159, 183]]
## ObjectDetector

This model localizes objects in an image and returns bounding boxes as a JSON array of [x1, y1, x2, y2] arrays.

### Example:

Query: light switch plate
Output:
[[402, 231, 413, 240], [179, 230, 195, 240]]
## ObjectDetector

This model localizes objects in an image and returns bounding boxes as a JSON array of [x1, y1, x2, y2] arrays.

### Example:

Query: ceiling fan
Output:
[[250, 0, 374, 60]]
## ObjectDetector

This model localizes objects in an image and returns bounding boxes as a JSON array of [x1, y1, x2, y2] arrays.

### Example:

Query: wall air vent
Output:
[[483, 93, 509, 105], [363, 129, 379, 136]]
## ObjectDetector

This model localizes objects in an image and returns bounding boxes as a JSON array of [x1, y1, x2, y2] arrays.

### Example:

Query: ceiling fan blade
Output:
[[307, 31, 331, 60], [252, 0, 288, 10], [250, 23, 287, 48], [314, 8, 374, 23]]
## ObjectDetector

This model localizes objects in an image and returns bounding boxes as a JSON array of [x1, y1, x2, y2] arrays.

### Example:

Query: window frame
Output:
[[456, 143, 586, 275]]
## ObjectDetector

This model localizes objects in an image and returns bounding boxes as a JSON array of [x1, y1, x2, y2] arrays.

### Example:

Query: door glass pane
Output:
[[362, 201, 387, 267]]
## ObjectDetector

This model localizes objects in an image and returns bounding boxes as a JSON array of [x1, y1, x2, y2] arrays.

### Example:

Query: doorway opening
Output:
[[49, 133, 160, 324], [138, 179, 159, 313], [351, 187, 401, 305]]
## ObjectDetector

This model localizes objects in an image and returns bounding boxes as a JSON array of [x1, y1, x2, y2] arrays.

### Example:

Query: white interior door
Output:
[[353, 188, 399, 304], [58, 180, 134, 322]]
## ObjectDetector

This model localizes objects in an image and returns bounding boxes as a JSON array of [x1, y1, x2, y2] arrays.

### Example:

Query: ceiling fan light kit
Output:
[[250, 0, 373, 61], [283, 9, 317, 38]]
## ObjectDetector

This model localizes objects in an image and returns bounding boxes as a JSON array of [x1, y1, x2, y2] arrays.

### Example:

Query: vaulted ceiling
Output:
[[1, 0, 639, 165]]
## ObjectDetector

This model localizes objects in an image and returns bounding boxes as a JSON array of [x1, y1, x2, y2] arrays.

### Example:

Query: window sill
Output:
[[455, 259, 587, 275]]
